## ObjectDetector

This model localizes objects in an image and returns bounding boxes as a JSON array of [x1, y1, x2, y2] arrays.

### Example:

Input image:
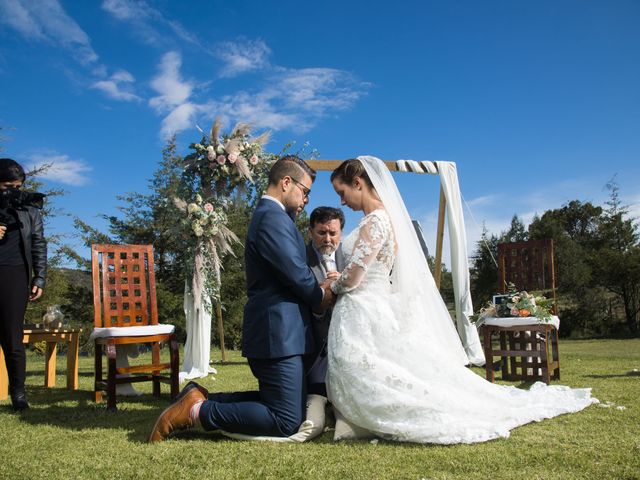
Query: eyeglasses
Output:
[[290, 177, 311, 198]]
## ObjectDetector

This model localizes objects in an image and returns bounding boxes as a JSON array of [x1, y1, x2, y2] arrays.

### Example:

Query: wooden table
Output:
[[0, 328, 82, 400]]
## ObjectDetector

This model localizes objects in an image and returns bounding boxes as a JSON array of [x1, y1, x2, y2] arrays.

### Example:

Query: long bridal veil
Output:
[[358, 155, 469, 365]]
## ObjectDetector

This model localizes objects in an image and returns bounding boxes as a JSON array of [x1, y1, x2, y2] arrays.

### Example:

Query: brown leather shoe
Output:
[[148, 384, 206, 442]]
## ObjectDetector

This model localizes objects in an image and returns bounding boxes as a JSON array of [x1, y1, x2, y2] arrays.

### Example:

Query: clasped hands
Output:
[[317, 270, 340, 312]]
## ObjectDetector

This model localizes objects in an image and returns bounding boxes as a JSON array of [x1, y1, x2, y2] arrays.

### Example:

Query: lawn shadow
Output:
[[585, 370, 640, 379], [12, 385, 176, 441]]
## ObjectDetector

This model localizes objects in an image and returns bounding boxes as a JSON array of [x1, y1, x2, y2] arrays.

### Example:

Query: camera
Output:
[[0, 187, 46, 210]]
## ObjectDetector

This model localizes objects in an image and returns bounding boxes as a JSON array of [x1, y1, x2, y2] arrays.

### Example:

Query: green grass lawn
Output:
[[1, 339, 639, 480]]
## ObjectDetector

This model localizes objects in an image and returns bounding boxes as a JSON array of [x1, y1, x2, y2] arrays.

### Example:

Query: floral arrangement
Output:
[[186, 118, 271, 185], [186, 194, 227, 238], [174, 118, 273, 308], [475, 284, 554, 323]]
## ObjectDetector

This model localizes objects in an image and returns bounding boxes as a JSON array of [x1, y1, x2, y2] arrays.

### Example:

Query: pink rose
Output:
[[227, 151, 239, 163], [203, 203, 214, 213], [249, 154, 259, 165], [206, 145, 215, 161], [216, 155, 226, 165], [510, 307, 520, 317]]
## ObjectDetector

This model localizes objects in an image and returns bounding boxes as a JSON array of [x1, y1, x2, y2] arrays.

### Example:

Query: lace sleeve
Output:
[[331, 213, 387, 294]]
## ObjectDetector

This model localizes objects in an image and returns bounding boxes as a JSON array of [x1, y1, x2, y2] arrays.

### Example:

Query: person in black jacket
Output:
[[0, 158, 47, 411]]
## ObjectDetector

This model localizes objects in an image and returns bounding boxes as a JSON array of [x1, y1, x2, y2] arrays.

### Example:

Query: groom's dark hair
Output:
[[310, 206, 345, 229], [268, 155, 316, 186]]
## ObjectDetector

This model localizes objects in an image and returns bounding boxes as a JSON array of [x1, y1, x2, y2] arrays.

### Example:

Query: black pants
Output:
[[0, 265, 29, 393]]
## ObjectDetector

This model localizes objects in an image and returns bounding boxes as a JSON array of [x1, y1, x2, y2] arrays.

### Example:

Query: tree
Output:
[[470, 225, 499, 307], [528, 200, 610, 336], [592, 180, 640, 333], [500, 214, 528, 242]]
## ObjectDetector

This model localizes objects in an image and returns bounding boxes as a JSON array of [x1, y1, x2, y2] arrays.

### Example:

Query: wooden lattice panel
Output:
[[497, 239, 555, 293], [91, 244, 159, 328]]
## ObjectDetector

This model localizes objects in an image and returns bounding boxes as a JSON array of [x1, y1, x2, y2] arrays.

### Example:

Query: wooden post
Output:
[[216, 301, 226, 362], [434, 185, 447, 290]]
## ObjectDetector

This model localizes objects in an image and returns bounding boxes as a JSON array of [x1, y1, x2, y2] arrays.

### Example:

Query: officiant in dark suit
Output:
[[305, 206, 345, 397]]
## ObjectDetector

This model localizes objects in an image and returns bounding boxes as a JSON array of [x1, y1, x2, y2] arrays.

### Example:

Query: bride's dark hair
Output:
[[330, 158, 374, 189]]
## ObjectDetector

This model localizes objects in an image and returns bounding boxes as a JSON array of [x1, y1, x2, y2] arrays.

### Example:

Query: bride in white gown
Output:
[[326, 156, 597, 444]]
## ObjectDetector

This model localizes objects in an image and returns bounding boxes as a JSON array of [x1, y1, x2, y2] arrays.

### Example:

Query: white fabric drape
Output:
[[180, 280, 217, 382], [395, 159, 484, 366], [437, 162, 484, 365]]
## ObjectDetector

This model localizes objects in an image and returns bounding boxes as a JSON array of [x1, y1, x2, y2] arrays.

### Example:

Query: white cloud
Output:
[[149, 51, 202, 137], [159, 102, 202, 138], [101, 0, 201, 48], [149, 51, 193, 111], [216, 39, 271, 77], [0, 0, 98, 64], [101, 0, 141, 20], [26, 153, 92, 186], [210, 67, 368, 133], [91, 69, 140, 102]]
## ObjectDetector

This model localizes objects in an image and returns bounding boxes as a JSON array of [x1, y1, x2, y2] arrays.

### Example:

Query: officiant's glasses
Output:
[[290, 177, 311, 199]]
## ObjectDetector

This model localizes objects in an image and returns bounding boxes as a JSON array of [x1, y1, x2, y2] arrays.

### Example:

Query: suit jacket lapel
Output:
[[306, 242, 326, 280]]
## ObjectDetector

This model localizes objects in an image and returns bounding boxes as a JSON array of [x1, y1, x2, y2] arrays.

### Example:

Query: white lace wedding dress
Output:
[[327, 206, 597, 444]]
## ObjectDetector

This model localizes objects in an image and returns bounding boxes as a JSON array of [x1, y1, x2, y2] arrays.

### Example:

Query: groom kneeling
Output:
[[149, 155, 335, 442]]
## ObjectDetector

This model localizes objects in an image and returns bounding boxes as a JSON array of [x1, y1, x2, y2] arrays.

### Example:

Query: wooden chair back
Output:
[[497, 239, 557, 310], [91, 244, 159, 328]]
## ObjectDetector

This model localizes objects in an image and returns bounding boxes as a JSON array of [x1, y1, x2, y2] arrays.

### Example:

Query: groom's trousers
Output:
[[199, 354, 306, 437]]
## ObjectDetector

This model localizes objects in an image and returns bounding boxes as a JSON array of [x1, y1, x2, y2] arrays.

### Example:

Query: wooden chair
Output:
[[91, 244, 179, 411], [497, 239, 557, 309], [481, 239, 560, 384]]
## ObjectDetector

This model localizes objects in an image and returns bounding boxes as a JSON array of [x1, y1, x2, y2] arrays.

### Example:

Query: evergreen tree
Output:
[[500, 214, 528, 242], [592, 180, 640, 333], [470, 225, 499, 307]]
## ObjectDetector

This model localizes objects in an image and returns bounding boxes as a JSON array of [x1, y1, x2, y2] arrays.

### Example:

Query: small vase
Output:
[[42, 305, 64, 330]]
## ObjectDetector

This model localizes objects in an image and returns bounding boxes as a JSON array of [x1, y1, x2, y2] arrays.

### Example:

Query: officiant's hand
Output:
[[316, 284, 336, 312], [325, 271, 340, 281]]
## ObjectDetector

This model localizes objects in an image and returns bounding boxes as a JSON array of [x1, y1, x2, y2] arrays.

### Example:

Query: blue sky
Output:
[[1, 0, 639, 264]]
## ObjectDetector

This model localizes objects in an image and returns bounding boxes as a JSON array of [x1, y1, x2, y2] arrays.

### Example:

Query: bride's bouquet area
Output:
[[475, 284, 554, 324]]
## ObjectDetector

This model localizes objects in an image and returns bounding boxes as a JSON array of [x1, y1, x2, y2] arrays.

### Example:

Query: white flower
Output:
[[193, 225, 204, 237], [187, 203, 199, 214], [206, 145, 215, 161], [195, 194, 203, 204], [216, 145, 225, 154]]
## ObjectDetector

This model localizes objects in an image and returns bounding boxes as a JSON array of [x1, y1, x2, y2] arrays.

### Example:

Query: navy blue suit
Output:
[[199, 198, 323, 436]]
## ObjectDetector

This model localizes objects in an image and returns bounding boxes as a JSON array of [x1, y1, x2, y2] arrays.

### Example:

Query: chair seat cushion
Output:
[[482, 316, 560, 330], [90, 324, 175, 340]]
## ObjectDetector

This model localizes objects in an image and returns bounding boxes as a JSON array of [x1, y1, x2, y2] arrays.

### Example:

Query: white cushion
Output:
[[482, 315, 560, 330], [90, 324, 175, 340], [219, 394, 328, 443], [333, 408, 375, 441]]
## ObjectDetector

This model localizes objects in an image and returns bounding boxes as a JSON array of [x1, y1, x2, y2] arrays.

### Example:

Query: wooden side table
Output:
[[0, 328, 82, 400], [481, 320, 560, 384]]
